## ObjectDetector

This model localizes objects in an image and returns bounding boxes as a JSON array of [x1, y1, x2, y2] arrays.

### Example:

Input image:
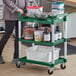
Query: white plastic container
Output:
[[26, 45, 60, 62], [34, 30, 43, 42], [26, 6, 43, 14], [57, 32, 62, 39], [54, 32, 62, 41], [52, 2, 64, 9], [52, 9, 64, 16]]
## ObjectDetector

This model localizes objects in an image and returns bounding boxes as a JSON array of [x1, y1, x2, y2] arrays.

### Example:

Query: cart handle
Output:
[[17, 9, 27, 20]]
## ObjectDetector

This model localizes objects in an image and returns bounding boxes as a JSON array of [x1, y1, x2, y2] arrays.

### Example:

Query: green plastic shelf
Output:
[[18, 12, 68, 24], [19, 38, 67, 46], [19, 56, 67, 68]]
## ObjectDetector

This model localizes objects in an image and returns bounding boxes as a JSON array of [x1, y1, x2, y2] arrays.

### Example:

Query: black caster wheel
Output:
[[48, 69, 53, 75], [16, 63, 21, 68], [60, 63, 66, 69]]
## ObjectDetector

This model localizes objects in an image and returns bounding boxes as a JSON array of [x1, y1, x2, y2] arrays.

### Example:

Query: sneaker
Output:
[[11, 58, 19, 64], [0, 56, 5, 64], [0, 27, 5, 31]]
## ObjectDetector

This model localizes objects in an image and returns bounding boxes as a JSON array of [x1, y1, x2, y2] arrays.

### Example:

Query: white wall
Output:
[[67, 12, 76, 38], [58, 12, 76, 38]]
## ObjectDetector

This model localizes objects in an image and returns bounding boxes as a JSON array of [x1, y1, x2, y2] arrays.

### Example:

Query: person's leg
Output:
[[12, 21, 19, 64], [12, 21, 26, 63], [0, 20, 15, 64], [13, 21, 25, 59], [13, 21, 19, 59], [12, 21, 26, 64]]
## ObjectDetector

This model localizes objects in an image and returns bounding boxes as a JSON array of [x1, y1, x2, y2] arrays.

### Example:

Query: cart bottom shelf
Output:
[[19, 56, 67, 68]]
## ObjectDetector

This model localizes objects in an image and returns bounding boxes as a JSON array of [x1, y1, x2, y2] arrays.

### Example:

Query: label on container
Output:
[[54, 33, 58, 41], [44, 33, 50, 42]]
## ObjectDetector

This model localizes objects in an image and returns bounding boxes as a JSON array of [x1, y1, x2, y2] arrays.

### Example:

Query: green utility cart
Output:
[[16, 10, 68, 75]]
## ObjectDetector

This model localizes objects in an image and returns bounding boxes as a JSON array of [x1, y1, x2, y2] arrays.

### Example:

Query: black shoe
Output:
[[0, 27, 5, 31], [0, 56, 5, 64], [11, 58, 19, 64]]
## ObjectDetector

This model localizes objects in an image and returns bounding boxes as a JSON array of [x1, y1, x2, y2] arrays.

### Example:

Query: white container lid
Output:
[[52, 2, 64, 5]]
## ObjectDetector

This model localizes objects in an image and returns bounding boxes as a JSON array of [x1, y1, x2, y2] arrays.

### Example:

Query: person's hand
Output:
[[17, 8, 24, 14]]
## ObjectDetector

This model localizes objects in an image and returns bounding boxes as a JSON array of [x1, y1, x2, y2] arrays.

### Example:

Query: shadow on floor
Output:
[[56, 43, 76, 56]]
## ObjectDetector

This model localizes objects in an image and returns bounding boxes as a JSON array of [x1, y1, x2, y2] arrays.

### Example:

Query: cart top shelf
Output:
[[18, 11, 68, 24]]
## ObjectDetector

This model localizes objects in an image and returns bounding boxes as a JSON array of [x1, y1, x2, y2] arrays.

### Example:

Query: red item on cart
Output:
[[23, 26, 35, 40]]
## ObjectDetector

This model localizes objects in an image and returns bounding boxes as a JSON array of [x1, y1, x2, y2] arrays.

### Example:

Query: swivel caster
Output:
[[48, 69, 53, 75], [60, 63, 66, 69], [16, 62, 21, 68], [47, 68, 54, 75]]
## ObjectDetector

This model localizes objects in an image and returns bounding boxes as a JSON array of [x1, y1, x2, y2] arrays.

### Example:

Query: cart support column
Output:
[[51, 24, 55, 64], [18, 21, 22, 58], [63, 20, 67, 59]]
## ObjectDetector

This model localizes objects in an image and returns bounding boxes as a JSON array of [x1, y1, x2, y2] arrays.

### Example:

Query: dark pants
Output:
[[0, 20, 20, 59]]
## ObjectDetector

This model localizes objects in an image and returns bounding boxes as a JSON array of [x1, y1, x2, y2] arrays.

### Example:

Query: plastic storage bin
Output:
[[52, 9, 64, 16], [52, 2, 64, 9], [26, 6, 43, 14], [26, 45, 60, 62]]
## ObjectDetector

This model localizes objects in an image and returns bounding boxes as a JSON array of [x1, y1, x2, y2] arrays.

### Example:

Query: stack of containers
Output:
[[51, 2, 64, 16], [51, 2, 64, 41]]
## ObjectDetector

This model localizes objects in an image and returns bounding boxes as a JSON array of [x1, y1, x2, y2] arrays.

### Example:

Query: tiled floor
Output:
[[0, 34, 76, 76], [68, 38, 76, 46]]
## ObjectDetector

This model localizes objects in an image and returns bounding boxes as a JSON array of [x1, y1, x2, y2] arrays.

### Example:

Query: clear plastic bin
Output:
[[26, 45, 60, 62]]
